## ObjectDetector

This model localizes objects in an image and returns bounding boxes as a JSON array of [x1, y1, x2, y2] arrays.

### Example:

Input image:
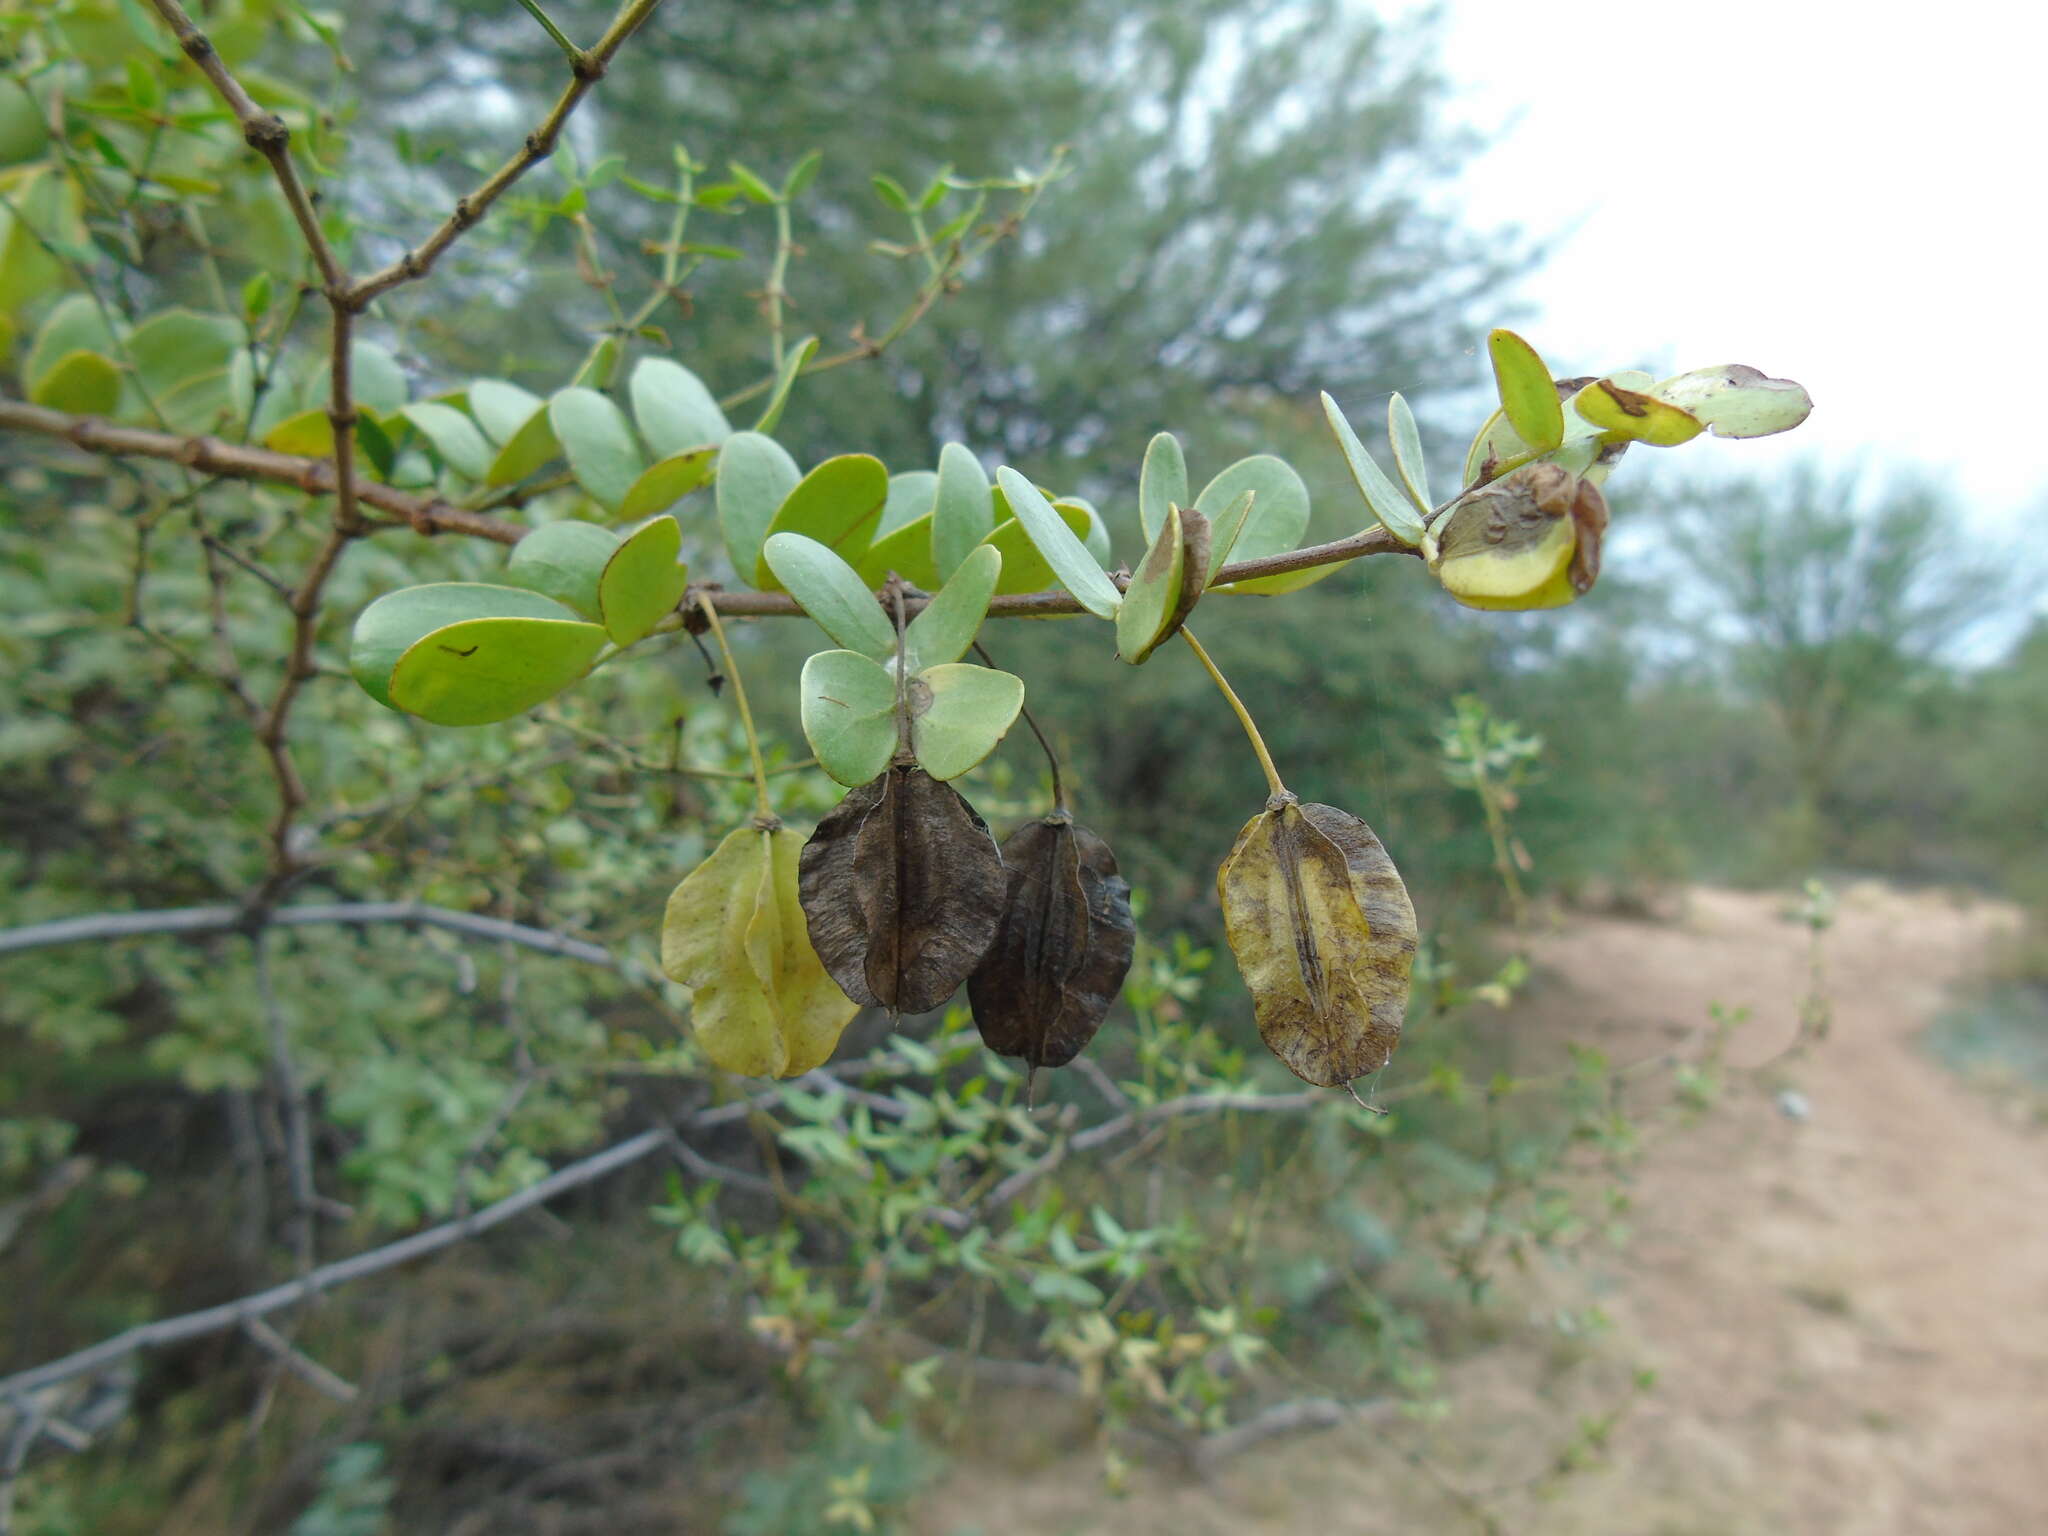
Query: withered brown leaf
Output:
[[798, 763, 1006, 1013], [1217, 792, 1418, 1088], [968, 812, 1136, 1069]]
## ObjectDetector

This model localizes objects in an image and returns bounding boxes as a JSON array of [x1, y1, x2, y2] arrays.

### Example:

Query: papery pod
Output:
[[798, 764, 1007, 1013], [968, 813, 1136, 1069], [662, 822, 859, 1078], [1217, 793, 1418, 1088], [1429, 462, 1607, 611]]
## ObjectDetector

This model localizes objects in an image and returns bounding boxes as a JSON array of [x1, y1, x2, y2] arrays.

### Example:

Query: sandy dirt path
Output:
[[916, 883, 2045, 1535]]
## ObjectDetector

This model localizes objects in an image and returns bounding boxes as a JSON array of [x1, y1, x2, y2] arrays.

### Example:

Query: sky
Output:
[[1429, 0, 2045, 544]]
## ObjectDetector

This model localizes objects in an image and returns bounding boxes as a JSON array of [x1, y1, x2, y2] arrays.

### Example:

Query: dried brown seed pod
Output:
[[1217, 792, 1418, 1088], [968, 812, 1136, 1069], [798, 763, 1007, 1014]]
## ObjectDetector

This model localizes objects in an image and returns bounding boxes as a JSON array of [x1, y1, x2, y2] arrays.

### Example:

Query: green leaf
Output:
[[1487, 329, 1564, 453], [910, 663, 1024, 780], [390, 615, 609, 726], [25, 295, 117, 394], [752, 334, 818, 435], [127, 307, 243, 405], [1321, 392, 1425, 547], [754, 453, 888, 588], [905, 544, 999, 671], [715, 431, 801, 583], [350, 582, 587, 710], [504, 520, 619, 621], [350, 340, 408, 413], [1138, 431, 1188, 544], [1387, 392, 1431, 513], [468, 378, 543, 445], [781, 149, 823, 200], [1570, 377, 1704, 447], [549, 387, 645, 512], [1205, 488, 1256, 581], [355, 412, 397, 479], [1648, 365, 1814, 439], [728, 160, 778, 204], [1117, 502, 1185, 664], [979, 496, 1097, 596], [599, 515, 688, 644], [871, 173, 912, 212], [854, 512, 939, 590], [400, 401, 493, 480], [619, 446, 718, 519], [1060, 495, 1113, 566], [629, 356, 731, 456], [483, 401, 560, 486], [763, 532, 895, 658], [154, 367, 240, 435], [800, 649, 898, 786], [992, 468, 1120, 619], [262, 407, 334, 458], [932, 442, 993, 581], [877, 470, 939, 539], [1198, 455, 1311, 593], [28, 350, 120, 415]]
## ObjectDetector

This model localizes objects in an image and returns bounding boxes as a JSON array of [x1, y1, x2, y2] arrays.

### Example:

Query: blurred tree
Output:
[[351, 0, 1522, 536], [1659, 465, 2007, 855]]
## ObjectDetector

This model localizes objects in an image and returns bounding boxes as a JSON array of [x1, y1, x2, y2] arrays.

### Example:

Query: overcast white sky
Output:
[[1430, 0, 2044, 544]]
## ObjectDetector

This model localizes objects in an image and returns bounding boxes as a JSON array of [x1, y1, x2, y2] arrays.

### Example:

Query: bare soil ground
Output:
[[915, 883, 2047, 1535]]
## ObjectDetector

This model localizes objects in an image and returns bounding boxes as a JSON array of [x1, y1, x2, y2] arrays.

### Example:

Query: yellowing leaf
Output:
[[1217, 794, 1417, 1088], [1429, 463, 1606, 611], [663, 824, 859, 1078]]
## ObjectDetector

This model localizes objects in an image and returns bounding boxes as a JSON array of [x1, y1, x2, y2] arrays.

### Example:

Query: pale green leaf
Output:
[[877, 470, 939, 540], [469, 378, 543, 445], [752, 334, 818, 434], [904, 544, 999, 671], [1138, 431, 1188, 544], [350, 340, 408, 413], [910, 663, 1024, 780], [715, 431, 801, 583], [629, 356, 731, 455], [401, 400, 493, 480], [504, 520, 620, 621], [932, 442, 992, 580], [1320, 392, 1424, 547], [762, 532, 895, 658], [992, 467, 1121, 618], [800, 648, 898, 785], [1649, 365, 1814, 439], [1198, 455, 1311, 593], [1387, 392, 1431, 512], [855, 512, 939, 590], [25, 295, 117, 395], [598, 515, 688, 644], [125, 307, 243, 404], [549, 387, 646, 511]]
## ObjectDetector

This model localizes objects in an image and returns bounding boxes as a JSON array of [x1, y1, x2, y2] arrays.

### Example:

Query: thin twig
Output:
[[347, 0, 665, 307], [241, 1318, 358, 1403], [0, 900, 614, 966]]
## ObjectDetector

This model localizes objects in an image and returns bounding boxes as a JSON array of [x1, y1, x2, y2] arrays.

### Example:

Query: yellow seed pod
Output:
[[662, 821, 859, 1078], [1430, 462, 1608, 611]]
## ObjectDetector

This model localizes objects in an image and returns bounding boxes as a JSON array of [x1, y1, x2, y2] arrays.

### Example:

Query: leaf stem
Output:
[[694, 596, 772, 820], [514, 0, 583, 63], [1180, 628, 1286, 798], [973, 640, 1063, 810]]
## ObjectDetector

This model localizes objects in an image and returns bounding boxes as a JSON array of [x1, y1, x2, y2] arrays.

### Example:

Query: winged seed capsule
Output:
[[1216, 792, 1418, 1088], [798, 763, 1007, 1014], [968, 812, 1136, 1069]]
